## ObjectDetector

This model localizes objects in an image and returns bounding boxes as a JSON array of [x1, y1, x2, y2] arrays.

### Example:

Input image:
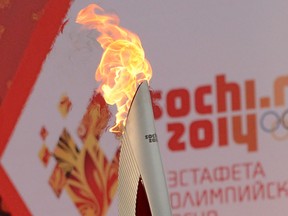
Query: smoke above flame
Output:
[[76, 4, 152, 135]]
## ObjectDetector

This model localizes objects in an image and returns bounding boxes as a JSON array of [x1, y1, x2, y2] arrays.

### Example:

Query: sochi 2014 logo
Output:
[[151, 74, 288, 152]]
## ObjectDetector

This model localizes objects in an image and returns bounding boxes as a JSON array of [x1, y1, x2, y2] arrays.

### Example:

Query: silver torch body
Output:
[[118, 81, 172, 216]]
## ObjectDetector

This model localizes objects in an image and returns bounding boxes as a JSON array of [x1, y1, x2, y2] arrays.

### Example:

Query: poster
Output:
[[1, 0, 288, 215]]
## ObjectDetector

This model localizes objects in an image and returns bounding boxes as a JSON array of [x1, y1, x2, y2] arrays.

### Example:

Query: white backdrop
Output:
[[3, 0, 288, 215]]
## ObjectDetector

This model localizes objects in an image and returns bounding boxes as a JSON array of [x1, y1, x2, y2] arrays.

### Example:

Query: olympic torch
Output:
[[76, 4, 172, 215], [119, 81, 172, 215]]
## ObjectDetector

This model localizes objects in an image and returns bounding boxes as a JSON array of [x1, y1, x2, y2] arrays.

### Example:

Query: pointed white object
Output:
[[118, 81, 172, 216]]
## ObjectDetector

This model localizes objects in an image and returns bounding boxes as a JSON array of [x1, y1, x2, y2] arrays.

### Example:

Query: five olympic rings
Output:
[[260, 109, 288, 140]]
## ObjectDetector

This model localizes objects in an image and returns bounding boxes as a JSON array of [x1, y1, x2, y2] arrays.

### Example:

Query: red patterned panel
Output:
[[0, 0, 72, 215], [0, 0, 48, 104]]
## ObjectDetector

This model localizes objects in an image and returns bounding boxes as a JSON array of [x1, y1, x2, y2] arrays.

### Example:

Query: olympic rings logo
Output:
[[260, 109, 288, 140]]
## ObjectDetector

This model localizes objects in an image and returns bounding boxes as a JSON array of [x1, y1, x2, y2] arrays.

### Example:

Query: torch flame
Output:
[[76, 4, 152, 135]]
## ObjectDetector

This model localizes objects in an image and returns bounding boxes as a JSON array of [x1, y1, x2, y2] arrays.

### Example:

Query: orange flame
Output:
[[76, 4, 152, 134]]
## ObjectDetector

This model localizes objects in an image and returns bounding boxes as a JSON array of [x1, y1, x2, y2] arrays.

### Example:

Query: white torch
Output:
[[119, 81, 172, 215], [76, 4, 172, 215]]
